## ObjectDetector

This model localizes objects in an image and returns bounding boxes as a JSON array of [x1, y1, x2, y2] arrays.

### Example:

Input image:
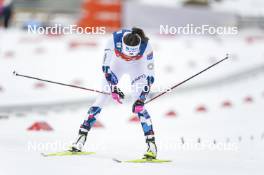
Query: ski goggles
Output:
[[122, 32, 141, 57]]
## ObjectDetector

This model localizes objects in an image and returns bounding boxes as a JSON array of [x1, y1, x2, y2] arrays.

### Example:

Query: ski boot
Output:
[[143, 135, 157, 160], [69, 128, 88, 152]]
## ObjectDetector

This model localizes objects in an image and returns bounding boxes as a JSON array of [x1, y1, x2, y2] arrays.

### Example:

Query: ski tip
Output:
[[112, 158, 122, 163], [41, 153, 48, 157], [226, 53, 229, 59]]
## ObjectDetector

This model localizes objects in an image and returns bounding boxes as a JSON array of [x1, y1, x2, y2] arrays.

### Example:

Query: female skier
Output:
[[70, 27, 157, 159]]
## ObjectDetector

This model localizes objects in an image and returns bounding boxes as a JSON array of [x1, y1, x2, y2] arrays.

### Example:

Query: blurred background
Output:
[[0, 0, 264, 175]]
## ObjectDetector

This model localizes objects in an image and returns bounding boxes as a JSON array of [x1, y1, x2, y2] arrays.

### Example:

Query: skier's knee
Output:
[[137, 109, 149, 118], [80, 106, 102, 131], [88, 106, 102, 116]]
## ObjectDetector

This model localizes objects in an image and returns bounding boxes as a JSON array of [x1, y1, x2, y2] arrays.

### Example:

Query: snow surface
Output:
[[0, 29, 264, 175]]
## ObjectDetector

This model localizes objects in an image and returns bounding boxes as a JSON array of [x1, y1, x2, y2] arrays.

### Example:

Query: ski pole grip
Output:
[[13, 71, 18, 76]]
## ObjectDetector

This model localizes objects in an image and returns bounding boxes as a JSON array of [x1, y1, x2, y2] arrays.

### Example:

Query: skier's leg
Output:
[[137, 110, 157, 158], [130, 72, 157, 158], [80, 85, 111, 131], [71, 79, 111, 152], [71, 59, 124, 152]]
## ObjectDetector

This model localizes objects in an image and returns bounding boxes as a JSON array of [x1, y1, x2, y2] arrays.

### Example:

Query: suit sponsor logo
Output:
[[131, 74, 146, 85], [147, 63, 154, 70], [147, 52, 153, 60]]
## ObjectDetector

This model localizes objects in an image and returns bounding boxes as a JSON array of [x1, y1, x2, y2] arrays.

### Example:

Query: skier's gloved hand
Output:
[[111, 86, 125, 104], [132, 99, 144, 113]]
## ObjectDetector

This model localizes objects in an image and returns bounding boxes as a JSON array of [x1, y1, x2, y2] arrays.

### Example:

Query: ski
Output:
[[113, 158, 172, 163], [41, 151, 95, 157]]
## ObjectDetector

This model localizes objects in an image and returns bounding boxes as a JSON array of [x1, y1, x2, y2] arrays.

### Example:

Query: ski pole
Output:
[[13, 71, 110, 95], [145, 54, 229, 104]]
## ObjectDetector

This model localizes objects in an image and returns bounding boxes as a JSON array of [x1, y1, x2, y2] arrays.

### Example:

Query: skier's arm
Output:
[[145, 44, 155, 87], [102, 39, 124, 103], [138, 44, 155, 102], [132, 44, 155, 113], [102, 39, 118, 86]]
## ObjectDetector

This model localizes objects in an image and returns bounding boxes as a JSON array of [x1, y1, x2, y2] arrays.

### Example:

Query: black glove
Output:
[[111, 86, 125, 104]]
